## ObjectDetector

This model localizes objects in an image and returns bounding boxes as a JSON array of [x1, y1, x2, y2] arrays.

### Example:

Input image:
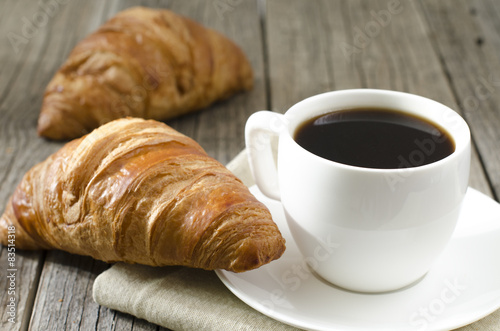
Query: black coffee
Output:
[[294, 108, 455, 169]]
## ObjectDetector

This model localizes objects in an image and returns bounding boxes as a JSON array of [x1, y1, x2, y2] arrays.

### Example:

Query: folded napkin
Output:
[[93, 149, 499, 331], [93, 149, 300, 331]]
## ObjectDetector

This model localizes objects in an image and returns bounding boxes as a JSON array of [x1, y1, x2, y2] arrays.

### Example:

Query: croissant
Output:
[[37, 7, 253, 140], [0, 118, 285, 272]]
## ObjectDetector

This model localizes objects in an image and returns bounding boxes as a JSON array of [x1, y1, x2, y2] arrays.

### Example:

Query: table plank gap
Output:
[[417, 0, 500, 199]]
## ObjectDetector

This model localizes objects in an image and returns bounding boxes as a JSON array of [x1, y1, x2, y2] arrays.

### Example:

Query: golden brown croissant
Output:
[[0, 118, 285, 272], [37, 6, 253, 140]]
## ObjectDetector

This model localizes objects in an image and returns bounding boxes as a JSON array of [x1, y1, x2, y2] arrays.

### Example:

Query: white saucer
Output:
[[216, 187, 500, 331]]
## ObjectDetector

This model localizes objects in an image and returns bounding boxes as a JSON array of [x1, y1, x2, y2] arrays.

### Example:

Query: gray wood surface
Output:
[[1, 0, 499, 330]]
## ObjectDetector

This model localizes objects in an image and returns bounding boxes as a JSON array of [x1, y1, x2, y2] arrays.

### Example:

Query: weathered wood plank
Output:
[[2, 0, 499, 330], [265, 0, 334, 112], [0, 1, 162, 331], [0, 249, 43, 331], [0, 0, 86, 330], [266, 1, 498, 329], [1, 0, 264, 330], [167, 0, 267, 164], [265, 0, 492, 196], [29, 251, 108, 330], [418, 0, 500, 199]]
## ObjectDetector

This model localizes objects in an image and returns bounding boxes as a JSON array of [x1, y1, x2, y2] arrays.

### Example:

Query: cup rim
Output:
[[283, 89, 471, 173]]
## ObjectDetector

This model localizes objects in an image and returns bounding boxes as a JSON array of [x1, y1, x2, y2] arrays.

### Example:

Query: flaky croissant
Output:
[[0, 118, 285, 272], [37, 6, 253, 140]]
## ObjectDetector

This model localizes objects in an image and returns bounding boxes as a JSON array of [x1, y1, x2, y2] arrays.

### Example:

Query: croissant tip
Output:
[[0, 200, 45, 250], [37, 108, 67, 140], [229, 237, 286, 273], [37, 113, 52, 137], [37, 107, 87, 141]]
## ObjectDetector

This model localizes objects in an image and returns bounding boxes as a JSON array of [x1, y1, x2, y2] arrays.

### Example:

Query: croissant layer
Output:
[[1, 118, 285, 272], [37, 7, 253, 140]]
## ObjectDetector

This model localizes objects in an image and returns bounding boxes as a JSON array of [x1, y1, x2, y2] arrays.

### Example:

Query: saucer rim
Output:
[[216, 186, 500, 331]]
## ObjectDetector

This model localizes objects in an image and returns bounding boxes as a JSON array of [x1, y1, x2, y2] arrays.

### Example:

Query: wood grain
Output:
[[265, 0, 493, 196], [1, 0, 499, 330], [419, 0, 500, 199], [0, 0, 264, 330]]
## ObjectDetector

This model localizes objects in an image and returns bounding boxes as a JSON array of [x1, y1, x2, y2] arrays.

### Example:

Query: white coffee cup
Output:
[[245, 89, 471, 293]]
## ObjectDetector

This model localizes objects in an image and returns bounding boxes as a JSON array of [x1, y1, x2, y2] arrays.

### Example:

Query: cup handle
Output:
[[245, 111, 287, 201]]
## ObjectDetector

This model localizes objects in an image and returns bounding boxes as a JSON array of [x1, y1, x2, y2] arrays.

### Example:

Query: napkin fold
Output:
[[92, 148, 500, 331], [92, 149, 300, 331]]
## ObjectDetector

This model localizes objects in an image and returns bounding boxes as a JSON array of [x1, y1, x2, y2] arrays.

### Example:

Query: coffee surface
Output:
[[294, 108, 455, 169]]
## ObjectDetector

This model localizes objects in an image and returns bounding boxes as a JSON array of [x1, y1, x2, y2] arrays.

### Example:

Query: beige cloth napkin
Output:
[[92, 149, 300, 331], [92, 149, 499, 331]]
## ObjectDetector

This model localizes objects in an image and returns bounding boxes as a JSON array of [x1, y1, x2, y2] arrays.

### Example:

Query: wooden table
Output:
[[1, 0, 499, 330]]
